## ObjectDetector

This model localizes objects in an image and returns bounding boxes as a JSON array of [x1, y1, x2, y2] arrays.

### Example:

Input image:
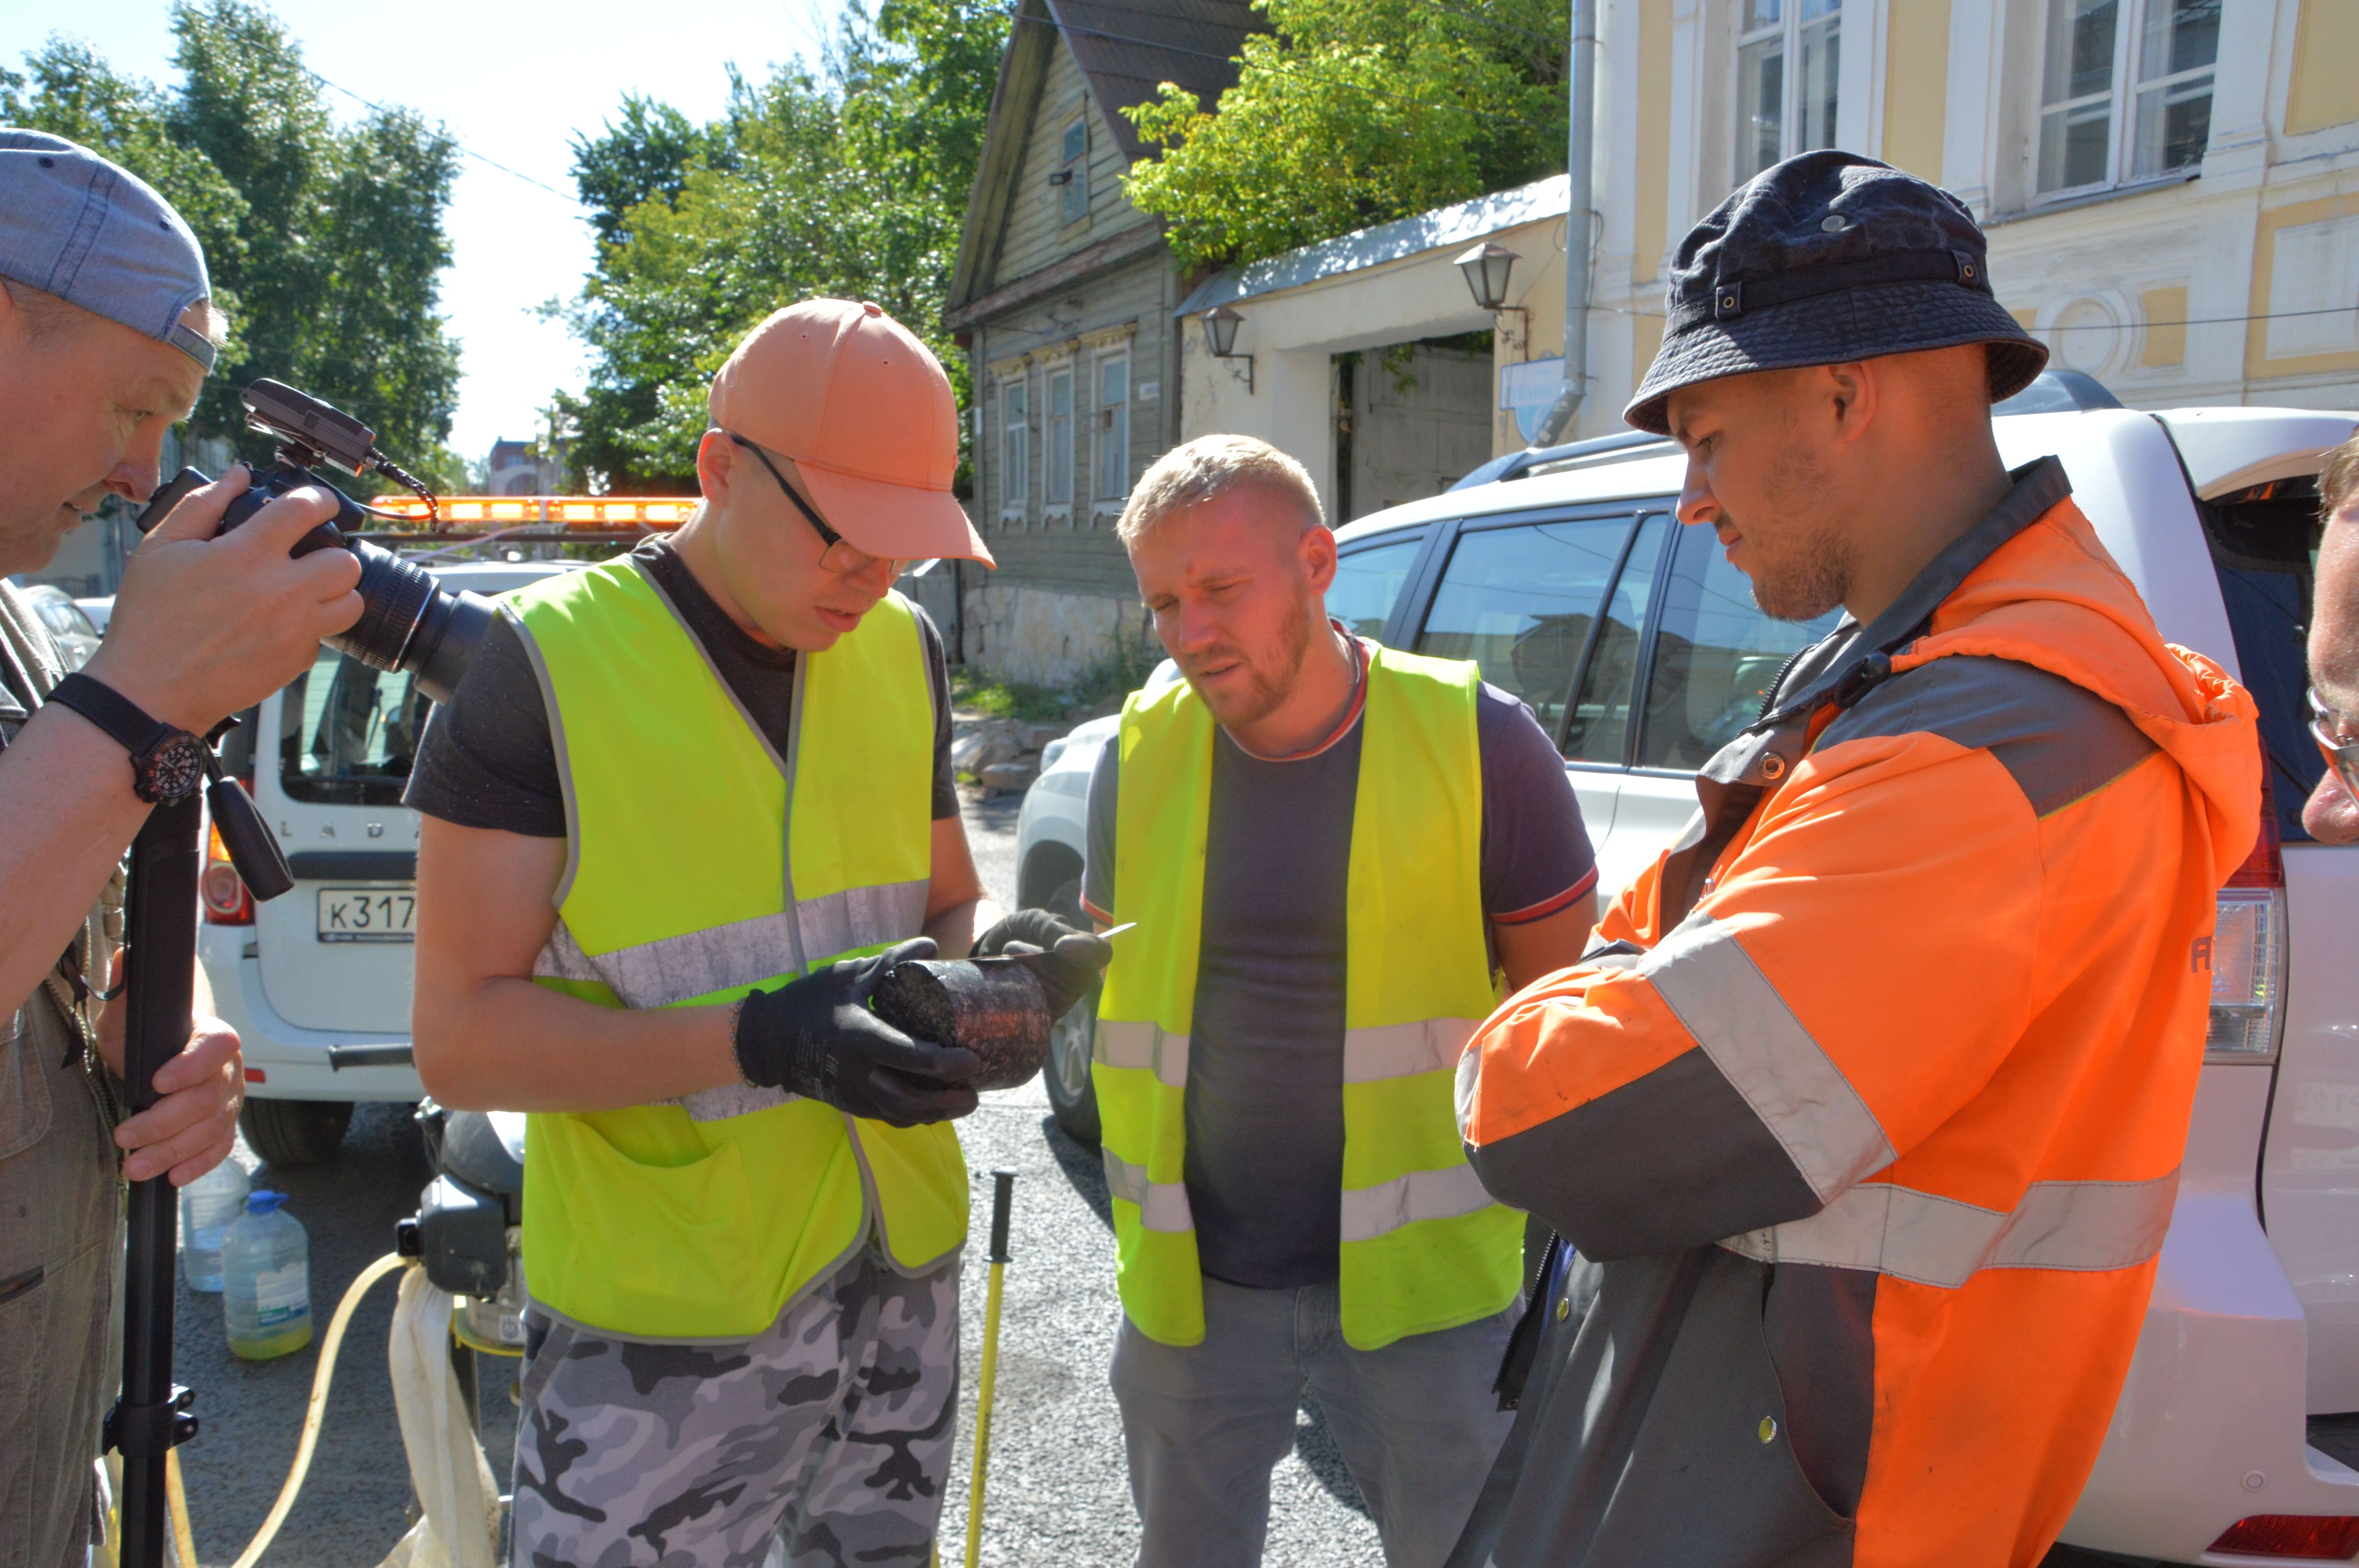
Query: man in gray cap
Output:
[[1447, 151, 2259, 1567], [0, 129, 362, 1567]]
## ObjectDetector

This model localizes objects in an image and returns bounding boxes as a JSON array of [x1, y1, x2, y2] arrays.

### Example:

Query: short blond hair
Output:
[[181, 296, 230, 349], [1116, 434, 1325, 544]]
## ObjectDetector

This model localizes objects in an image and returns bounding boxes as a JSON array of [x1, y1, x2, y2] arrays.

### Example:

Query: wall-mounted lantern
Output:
[[1455, 241, 1529, 358], [1201, 303, 1253, 393]]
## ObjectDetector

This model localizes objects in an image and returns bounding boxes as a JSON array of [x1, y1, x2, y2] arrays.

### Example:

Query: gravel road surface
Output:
[[167, 785, 1383, 1567]]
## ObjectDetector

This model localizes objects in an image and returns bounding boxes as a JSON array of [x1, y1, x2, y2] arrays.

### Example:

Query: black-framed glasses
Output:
[[727, 433, 901, 577], [2313, 686, 2359, 800]]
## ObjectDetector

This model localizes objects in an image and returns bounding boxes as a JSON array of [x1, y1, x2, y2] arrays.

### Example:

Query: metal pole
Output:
[[963, 1170, 1016, 1568], [1536, 0, 1599, 447], [110, 797, 205, 1568]]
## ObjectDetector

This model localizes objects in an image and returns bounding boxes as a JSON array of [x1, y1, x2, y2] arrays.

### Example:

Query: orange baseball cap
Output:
[[708, 298, 994, 566]]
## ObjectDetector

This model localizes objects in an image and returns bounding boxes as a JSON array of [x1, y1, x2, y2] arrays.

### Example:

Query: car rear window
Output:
[[2204, 478, 2324, 842], [279, 648, 429, 808], [1330, 532, 1426, 642], [1413, 513, 1648, 746]]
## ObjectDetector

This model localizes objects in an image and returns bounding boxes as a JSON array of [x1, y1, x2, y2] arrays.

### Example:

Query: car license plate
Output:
[[317, 887, 417, 943]]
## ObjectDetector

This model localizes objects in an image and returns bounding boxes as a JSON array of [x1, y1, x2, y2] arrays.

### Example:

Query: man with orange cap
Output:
[[407, 299, 1108, 1567]]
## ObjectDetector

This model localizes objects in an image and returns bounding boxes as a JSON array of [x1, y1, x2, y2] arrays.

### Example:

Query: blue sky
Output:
[[3, 1, 835, 469]]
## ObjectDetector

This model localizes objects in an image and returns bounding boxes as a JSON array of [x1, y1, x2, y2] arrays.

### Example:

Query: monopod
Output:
[[964, 1169, 1016, 1568], [108, 740, 294, 1568]]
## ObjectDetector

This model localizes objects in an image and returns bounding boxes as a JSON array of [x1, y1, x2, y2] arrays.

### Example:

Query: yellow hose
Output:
[[165, 1449, 198, 1567], [224, 1251, 411, 1568]]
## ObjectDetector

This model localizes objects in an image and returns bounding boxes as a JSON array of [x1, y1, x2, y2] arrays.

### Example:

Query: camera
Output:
[[134, 379, 496, 704]]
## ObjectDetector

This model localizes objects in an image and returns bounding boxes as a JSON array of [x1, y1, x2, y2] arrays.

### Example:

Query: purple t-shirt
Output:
[[1082, 647, 1597, 1290]]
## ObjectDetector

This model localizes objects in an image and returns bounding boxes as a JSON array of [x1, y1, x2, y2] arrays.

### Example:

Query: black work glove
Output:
[[734, 938, 982, 1127], [974, 909, 1114, 1022]]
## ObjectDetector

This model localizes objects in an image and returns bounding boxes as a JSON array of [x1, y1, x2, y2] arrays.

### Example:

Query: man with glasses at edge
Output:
[[405, 299, 1109, 1567], [2307, 434, 2359, 845]]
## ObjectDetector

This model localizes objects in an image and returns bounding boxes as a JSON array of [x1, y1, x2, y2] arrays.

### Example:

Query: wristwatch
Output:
[[46, 673, 209, 804]]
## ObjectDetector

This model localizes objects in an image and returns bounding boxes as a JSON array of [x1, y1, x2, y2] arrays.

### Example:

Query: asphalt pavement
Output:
[[167, 783, 1383, 1567]]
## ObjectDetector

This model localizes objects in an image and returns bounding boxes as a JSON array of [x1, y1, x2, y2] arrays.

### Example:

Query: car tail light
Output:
[[2207, 778, 2288, 1064], [2207, 1514, 2359, 1558], [201, 821, 254, 926]]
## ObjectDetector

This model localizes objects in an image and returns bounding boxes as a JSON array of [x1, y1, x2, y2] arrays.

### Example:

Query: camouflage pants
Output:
[[510, 1246, 959, 1568]]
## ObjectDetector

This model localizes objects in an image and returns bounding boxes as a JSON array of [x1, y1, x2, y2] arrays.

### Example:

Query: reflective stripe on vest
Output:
[[508, 560, 963, 1340], [1092, 644, 1519, 1351]]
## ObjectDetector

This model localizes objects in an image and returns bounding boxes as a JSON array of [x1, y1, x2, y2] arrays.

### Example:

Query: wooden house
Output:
[[944, 0, 1257, 686]]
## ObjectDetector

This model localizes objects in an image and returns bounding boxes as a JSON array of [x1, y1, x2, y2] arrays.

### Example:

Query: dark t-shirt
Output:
[[403, 536, 959, 834], [1081, 643, 1598, 1290]]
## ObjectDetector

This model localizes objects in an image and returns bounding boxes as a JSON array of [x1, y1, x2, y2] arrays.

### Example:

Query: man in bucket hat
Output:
[[408, 299, 1108, 1567], [1447, 151, 2260, 1566]]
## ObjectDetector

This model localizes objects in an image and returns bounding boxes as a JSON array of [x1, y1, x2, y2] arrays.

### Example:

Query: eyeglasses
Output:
[[2311, 686, 2359, 800], [727, 433, 902, 577]]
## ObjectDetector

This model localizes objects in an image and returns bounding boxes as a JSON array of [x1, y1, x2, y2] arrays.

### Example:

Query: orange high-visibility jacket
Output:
[[1448, 458, 2260, 1568]]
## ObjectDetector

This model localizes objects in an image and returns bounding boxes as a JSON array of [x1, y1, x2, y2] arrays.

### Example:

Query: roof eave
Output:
[[946, 0, 1059, 315]]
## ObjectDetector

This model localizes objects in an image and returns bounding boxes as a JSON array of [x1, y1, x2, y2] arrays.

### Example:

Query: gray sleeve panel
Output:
[[1763, 1262, 1879, 1520], [1081, 735, 1120, 917], [1816, 655, 2157, 817], [1467, 1046, 1823, 1262]]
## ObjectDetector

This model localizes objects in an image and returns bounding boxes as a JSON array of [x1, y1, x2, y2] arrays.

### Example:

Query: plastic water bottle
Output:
[[178, 1158, 249, 1292], [222, 1190, 313, 1361]]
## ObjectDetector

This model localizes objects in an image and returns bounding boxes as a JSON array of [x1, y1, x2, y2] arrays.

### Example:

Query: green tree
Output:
[[1121, 0, 1568, 273], [3, 1, 461, 480], [556, 0, 1006, 493]]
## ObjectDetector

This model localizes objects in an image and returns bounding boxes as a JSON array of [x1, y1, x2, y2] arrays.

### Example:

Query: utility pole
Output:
[[1535, 0, 1597, 447]]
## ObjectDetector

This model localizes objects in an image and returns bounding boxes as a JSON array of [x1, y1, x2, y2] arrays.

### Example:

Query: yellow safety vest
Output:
[[1093, 645, 1520, 1350], [506, 558, 965, 1340]]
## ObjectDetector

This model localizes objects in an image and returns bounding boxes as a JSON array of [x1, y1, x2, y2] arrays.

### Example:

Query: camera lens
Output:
[[329, 543, 437, 672], [328, 543, 494, 704]]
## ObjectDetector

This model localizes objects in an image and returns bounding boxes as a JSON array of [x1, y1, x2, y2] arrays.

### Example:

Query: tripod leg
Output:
[[113, 798, 204, 1568]]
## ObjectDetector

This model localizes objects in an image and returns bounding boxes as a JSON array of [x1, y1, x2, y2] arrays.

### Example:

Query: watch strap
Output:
[[47, 673, 176, 759]]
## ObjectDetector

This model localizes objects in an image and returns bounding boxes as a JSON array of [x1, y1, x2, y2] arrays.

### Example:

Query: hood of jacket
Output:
[[1889, 481, 2260, 887]]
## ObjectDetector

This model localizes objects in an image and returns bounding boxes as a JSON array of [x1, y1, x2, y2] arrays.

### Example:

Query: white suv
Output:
[[200, 560, 577, 1166], [1016, 376, 2359, 1565]]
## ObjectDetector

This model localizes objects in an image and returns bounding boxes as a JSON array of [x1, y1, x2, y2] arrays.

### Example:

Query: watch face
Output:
[[144, 734, 207, 802]]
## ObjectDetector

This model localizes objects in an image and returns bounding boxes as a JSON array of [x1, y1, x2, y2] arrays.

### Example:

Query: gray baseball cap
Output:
[[0, 129, 216, 371]]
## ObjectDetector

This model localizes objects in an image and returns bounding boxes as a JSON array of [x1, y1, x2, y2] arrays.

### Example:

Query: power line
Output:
[[304, 70, 587, 208], [1586, 301, 2359, 330], [2034, 303, 2359, 331]]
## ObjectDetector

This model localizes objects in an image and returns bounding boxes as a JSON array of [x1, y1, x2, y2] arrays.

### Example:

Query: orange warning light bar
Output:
[[367, 495, 698, 529]]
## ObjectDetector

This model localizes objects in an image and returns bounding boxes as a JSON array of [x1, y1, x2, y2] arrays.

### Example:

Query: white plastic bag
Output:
[[380, 1265, 499, 1568]]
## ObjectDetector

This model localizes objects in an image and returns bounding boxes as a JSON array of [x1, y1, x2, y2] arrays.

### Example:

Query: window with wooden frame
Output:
[[1057, 115, 1089, 225], [1734, 0, 1841, 184], [999, 376, 1028, 518], [1045, 363, 1075, 511], [1092, 351, 1130, 505], [2034, 0, 2218, 198]]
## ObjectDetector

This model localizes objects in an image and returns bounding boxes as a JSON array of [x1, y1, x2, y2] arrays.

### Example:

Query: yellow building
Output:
[[1180, 0, 2357, 521]]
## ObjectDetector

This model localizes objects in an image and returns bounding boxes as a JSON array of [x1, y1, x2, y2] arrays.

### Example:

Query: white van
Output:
[[1015, 375, 2359, 1565], [200, 560, 578, 1166]]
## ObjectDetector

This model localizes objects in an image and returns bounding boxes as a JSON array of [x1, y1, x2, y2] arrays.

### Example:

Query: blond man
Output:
[[1075, 436, 1599, 1567]]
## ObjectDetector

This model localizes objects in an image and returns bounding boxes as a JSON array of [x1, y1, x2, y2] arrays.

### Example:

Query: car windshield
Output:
[[279, 647, 429, 807]]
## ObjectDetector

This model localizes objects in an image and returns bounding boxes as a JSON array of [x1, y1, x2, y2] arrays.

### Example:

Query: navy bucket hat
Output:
[[1625, 150, 2045, 435]]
